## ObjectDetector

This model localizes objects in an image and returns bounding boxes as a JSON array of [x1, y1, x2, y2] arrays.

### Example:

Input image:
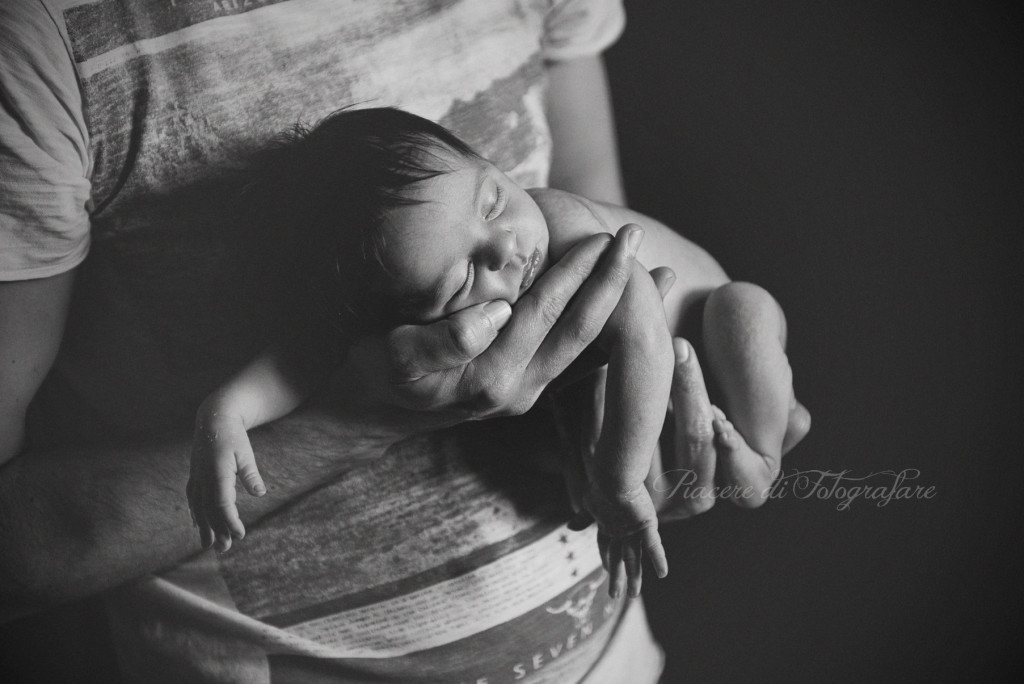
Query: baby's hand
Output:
[[584, 484, 669, 599], [186, 406, 266, 552]]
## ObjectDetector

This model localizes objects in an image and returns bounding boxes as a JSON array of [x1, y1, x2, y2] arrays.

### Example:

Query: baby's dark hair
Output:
[[248, 106, 479, 343]]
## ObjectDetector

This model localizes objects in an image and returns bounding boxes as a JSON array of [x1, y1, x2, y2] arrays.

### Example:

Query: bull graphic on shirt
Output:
[[545, 577, 605, 629]]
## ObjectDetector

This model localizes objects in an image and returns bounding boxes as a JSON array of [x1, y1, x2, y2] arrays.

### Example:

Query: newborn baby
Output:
[[186, 107, 797, 598]]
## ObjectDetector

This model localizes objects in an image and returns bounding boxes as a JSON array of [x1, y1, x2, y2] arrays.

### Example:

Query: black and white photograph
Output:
[[1, 1, 1020, 682]]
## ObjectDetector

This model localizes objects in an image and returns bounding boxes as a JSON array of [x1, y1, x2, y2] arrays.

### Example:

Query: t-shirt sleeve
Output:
[[0, 0, 91, 281], [541, 0, 626, 61]]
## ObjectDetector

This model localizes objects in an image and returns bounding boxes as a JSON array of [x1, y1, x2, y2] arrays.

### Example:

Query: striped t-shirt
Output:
[[0, 0, 665, 681]]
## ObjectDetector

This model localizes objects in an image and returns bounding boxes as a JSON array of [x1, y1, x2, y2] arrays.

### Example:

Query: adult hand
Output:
[[338, 225, 646, 428], [649, 339, 812, 521], [552, 269, 810, 527]]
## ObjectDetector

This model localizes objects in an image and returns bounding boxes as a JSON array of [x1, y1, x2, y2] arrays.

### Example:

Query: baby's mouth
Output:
[[520, 247, 543, 292]]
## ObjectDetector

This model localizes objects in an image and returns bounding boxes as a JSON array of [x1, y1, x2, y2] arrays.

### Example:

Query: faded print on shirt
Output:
[[47, 1, 631, 682]]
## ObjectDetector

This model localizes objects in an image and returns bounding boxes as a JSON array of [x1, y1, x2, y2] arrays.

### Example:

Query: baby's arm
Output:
[[534, 190, 702, 596], [188, 336, 330, 551], [529, 188, 731, 332], [585, 263, 674, 597]]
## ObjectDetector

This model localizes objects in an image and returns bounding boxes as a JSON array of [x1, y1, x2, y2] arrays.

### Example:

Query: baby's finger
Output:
[[642, 527, 669, 579], [198, 519, 215, 550], [202, 477, 237, 552], [607, 542, 625, 599], [623, 542, 642, 598], [219, 503, 246, 543], [190, 482, 215, 550], [216, 499, 246, 545], [597, 531, 611, 573], [236, 448, 267, 497], [213, 458, 244, 537]]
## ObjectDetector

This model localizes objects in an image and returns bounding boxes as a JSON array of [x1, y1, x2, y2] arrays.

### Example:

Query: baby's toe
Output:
[[714, 423, 773, 507]]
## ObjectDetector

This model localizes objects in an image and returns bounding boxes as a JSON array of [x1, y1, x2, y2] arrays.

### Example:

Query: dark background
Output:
[[3, 1, 1021, 682], [606, 1, 1022, 682]]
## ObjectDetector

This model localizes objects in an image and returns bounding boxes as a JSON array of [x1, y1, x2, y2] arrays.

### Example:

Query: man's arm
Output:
[[0, 273, 399, 619], [0, 273, 416, 621], [0, 273, 75, 464], [0, 228, 643, 621], [546, 55, 626, 205]]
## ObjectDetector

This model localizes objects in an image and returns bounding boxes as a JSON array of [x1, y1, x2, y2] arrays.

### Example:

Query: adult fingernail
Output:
[[674, 338, 691, 362], [483, 300, 511, 328], [627, 226, 644, 254]]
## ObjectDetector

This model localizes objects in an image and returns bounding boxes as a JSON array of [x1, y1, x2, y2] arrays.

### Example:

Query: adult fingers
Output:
[[520, 225, 642, 389], [385, 300, 513, 382], [461, 228, 635, 416], [660, 338, 718, 521], [649, 266, 676, 300], [782, 399, 812, 455], [483, 229, 623, 366]]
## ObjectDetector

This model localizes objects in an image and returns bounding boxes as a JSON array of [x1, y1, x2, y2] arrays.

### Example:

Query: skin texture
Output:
[[380, 154, 552, 323], [190, 150, 806, 598], [0, 52, 811, 622], [191, 150, 675, 596], [0, 54, 641, 620]]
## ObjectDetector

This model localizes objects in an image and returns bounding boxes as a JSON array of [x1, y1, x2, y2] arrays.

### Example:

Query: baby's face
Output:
[[382, 151, 550, 323]]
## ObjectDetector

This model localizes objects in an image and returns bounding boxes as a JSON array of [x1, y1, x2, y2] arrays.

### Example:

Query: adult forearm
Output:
[[0, 402, 408, 621], [546, 55, 626, 205]]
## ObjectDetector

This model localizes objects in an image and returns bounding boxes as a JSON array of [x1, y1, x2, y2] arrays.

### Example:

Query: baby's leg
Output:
[[703, 282, 794, 507]]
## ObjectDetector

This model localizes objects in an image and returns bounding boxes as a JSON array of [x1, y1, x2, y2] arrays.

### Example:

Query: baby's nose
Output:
[[483, 229, 517, 271]]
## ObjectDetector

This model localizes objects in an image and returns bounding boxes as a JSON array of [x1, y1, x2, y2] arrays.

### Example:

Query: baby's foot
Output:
[[711, 406, 776, 508]]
